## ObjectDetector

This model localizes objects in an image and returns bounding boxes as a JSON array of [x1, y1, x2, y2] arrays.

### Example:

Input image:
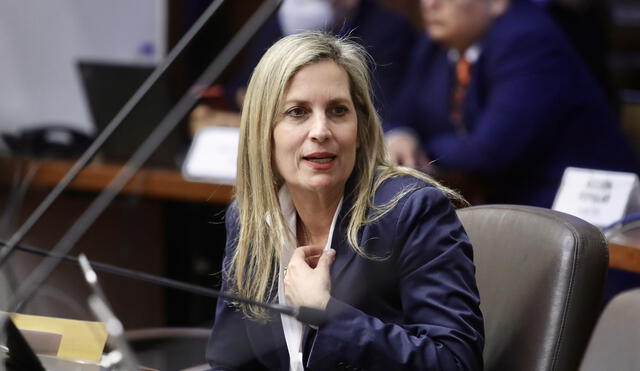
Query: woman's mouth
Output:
[[303, 152, 336, 169], [304, 157, 335, 163]]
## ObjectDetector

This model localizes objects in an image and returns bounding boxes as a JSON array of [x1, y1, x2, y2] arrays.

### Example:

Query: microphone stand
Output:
[[0, 0, 227, 269], [77, 251, 324, 371]]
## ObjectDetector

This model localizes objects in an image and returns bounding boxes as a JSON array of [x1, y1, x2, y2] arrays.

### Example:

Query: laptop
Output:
[[77, 60, 185, 169]]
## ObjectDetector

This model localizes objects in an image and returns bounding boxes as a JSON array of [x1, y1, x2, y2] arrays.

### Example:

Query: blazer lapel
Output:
[[269, 316, 290, 371], [329, 191, 357, 284], [330, 236, 356, 285], [244, 283, 291, 371]]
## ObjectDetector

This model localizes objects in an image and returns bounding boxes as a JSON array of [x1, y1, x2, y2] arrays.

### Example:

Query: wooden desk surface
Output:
[[0, 157, 233, 204], [608, 229, 640, 274]]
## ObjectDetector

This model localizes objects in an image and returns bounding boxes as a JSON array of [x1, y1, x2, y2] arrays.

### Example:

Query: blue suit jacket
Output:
[[206, 175, 484, 371], [224, 0, 416, 118], [385, 0, 637, 207]]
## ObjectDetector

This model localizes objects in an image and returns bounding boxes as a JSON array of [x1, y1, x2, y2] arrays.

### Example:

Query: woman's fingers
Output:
[[284, 247, 335, 309], [305, 253, 322, 268], [317, 249, 336, 271]]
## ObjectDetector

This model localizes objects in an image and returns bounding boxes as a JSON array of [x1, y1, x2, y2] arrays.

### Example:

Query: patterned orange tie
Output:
[[450, 57, 471, 135]]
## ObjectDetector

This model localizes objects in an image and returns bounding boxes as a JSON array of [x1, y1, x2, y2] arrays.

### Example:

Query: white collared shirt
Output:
[[447, 44, 481, 64], [277, 185, 343, 371]]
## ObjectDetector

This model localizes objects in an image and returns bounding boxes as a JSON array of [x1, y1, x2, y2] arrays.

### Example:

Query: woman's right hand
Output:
[[284, 246, 335, 310]]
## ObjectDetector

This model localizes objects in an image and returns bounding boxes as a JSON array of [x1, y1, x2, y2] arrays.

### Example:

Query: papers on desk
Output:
[[182, 127, 239, 185], [552, 167, 640, 227], [9, 312, 108, 361]]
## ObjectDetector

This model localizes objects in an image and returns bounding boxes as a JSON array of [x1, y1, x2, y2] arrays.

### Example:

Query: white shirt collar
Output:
[[447, 44, 481, 64], [276, 185, 343, 371]]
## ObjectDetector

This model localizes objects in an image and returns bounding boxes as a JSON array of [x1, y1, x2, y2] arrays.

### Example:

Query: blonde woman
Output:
[[207, 32, 483, 371]]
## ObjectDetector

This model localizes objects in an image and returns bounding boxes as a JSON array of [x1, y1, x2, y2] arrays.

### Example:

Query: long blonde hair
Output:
[[230, 32, 461, 320]]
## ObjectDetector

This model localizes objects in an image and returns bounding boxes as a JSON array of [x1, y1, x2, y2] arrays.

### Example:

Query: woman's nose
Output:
[[308, 112, 332, 142]]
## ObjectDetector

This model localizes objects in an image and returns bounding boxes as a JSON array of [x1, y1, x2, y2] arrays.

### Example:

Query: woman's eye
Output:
[[286, 107, 306, 118], [331, 105, 349, 116]]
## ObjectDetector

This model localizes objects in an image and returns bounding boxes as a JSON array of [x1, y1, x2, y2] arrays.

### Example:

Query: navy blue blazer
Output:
[[206, 175, 484, 371], [224, 0, 415, 117], [385, 0, 637, 207]]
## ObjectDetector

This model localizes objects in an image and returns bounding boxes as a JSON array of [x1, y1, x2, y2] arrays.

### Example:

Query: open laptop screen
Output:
[[76, 0, 280, 170], [77, 60, 181, 169]]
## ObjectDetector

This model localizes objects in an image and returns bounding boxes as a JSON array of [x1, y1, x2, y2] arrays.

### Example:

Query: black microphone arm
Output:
[[0, 0, 228, 269], [7, 0, 283, 315], [7, 240, 327, 327]]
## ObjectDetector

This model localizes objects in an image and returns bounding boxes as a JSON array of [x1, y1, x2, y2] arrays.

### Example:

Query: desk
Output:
[[2, 157, 640, 276], [608, 229, 640, 274], [0, 156, 232, 328], [0, 157, 233, 204]]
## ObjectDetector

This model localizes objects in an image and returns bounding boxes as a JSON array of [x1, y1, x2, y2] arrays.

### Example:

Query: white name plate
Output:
[[552, 167, 640, 227], [181, 126, 239, 185]]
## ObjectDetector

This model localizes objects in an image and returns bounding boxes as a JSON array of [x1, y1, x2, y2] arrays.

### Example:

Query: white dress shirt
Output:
[[277, 185, 342, 371]]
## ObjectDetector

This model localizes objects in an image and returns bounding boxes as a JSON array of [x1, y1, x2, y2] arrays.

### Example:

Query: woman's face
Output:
[[273, 60, 358, 197]]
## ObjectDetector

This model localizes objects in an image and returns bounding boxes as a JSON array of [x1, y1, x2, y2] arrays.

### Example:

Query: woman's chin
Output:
[[289, 176, 345, 195]]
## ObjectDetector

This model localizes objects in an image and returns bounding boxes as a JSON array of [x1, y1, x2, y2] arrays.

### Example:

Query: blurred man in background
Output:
[[190, 0, 416, 133], [385, 0, 637, 207]]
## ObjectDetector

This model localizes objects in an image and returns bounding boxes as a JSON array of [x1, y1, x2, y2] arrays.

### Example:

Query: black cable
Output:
[[8, 0, 282, 315], [6, 240, 326, 327], [7, 240, 220, 299], [0, 0, 227, 268]]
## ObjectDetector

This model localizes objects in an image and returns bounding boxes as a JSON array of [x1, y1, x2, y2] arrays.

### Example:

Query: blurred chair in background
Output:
[[578, 288, 640, 371]]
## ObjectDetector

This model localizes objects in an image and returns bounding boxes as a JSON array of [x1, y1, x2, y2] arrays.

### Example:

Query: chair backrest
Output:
[[578, 288, 640, 371], [457, 205, 608, 371]]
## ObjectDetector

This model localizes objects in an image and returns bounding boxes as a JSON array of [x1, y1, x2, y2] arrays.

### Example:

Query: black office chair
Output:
[[578, 288, 640, 371], [457, 205, 608, 371]]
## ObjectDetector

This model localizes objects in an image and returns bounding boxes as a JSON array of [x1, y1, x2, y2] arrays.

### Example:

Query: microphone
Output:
[[79, 254, 141, 371], [80, 253, 327, 328], [77, 253, 324, 370], [6, 0, 283, 318], [5, 240, 327, 328], [87, 295, 139, 371]]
